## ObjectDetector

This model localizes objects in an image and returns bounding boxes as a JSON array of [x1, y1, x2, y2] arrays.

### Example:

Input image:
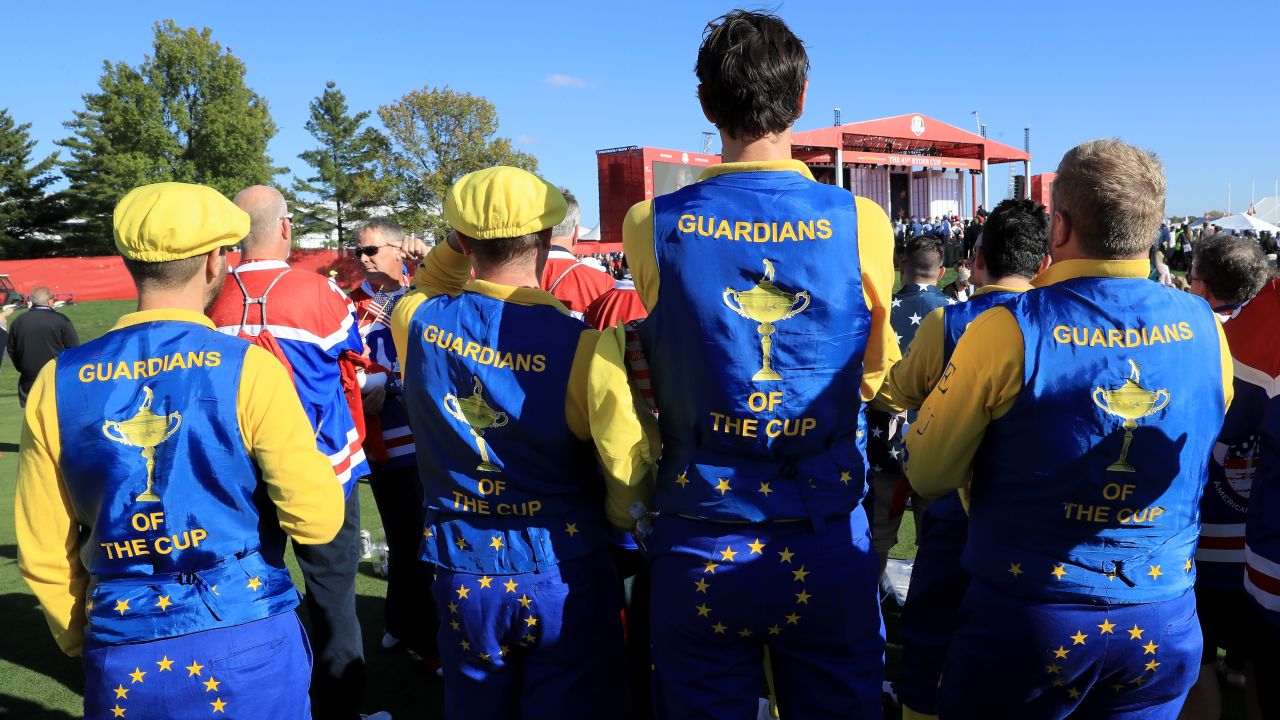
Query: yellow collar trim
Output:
[[112, 308, 217, 331], [464, 279, 572, 315], [1033, 259, 1150, 288], [973, 283, 1030, 297], [698, 159, 816, 182]]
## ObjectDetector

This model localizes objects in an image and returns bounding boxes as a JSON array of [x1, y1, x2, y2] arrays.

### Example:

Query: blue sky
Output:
[[2, 1, 1278, 228]]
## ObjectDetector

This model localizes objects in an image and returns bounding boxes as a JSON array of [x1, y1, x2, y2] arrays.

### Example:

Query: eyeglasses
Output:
[[357, 245, 383, 257], [279, 213, 293, 221]]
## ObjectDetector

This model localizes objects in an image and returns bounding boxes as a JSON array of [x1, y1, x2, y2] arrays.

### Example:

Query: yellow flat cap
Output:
[[113, 182, 250, 262], [445, 166, 566, 240]]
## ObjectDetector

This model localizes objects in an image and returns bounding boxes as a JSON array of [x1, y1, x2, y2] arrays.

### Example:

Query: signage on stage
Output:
[[845, 151, 981, 171]]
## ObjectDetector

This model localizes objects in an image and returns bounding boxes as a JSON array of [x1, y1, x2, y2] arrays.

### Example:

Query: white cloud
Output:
[[543, 73, 586, 88]]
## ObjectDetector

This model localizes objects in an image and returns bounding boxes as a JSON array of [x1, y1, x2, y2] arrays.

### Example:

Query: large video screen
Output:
[[652, 161, 700, 197]]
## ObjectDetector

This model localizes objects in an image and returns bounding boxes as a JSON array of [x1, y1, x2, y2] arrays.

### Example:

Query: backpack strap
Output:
[[233, 268, 292, 333], [547, 262, 583, 293]]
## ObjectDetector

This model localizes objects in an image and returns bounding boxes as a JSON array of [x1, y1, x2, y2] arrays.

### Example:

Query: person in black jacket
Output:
[[7, 287, 79, 406]]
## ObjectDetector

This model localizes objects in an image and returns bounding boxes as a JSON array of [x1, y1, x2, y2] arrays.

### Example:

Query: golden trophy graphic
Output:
[[102, 386, 182, 502], [443, 376, 508, 473], [724, 259, 811, 381], [1092, 359, 1170, 472]]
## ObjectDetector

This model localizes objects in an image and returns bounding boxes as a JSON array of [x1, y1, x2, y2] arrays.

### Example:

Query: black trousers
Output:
[[294, 489, 364, 720], [368, 462, 438, 658]]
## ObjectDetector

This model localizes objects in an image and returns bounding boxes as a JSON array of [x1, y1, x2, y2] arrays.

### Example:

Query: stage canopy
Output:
[[1212, 212, 1280, 234]]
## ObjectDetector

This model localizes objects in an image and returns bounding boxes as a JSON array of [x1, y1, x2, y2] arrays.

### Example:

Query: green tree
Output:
[[0, 108, 66, 257], [377, 86, 537, 240], [58, 20, 278, 253], [292, 81, 390, 248]]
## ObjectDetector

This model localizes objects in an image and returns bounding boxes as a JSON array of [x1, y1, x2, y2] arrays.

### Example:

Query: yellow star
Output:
[[720, 546, 738, 562], [675, 472, 690, 487], [525, 616, 539, 628], [792, 566, 809, 582], [457, 585, 471, 600], [1008, 563, 1023, 577], [694, 578, 710, 594], [503, 579, 519, 593], [211, 585, 219, 595], [768, 625, 781, 636], [423, 527, 434, 539], [1052, 679, 1065, 687], [1067, 687, 1081, 700], [1053, 646, 1069, 659], [156, 655, 174, 671], [758, 482, 773, 496], [129, 667, 146, 684], [211, 697, 227, 714], [115, 599, 131, 615], [450, 620, 460, 631], [1147, 565, 1163, 581], [1142, 641, 1158, 655], [460, 640, 471, 651], [1131, 676, 1148, 687], [738, 628, 753, 638], [704, 561, 719, 574], [111, 706, 126, 718], [1185, 558, 1193, 572], [185, 660, 203, 677], [839, 470, 852, 485], [113, 685, 129, 699], [1051, 565, 1067, 580], [695, 603, 712, 618], [85, 601, 94, 613], [795, 590, 812, 604], [1070, 631, 1088, 646], [778, 547, 794, 564], [499, 645, 509, 657], [155, 595, 172, 612], [1045, 663, 1061, 675], [448, 601, 459, 614], [785, 612, 801, 625], [1111, 683, 1126, 692], [246, 577, 262, 592], [1145, 660, 1160, 672], [455, 536, 469, 550], [489, 536, 504, 550], [1127, 625, 1145, 640], [479, 652, 492, 662], [565, 522, 579, 537], [711, 622, 727, 634], [747, 538, 765, 554], [478, 576, 494, 589], [518, 594, 532, 609], [715, 478, 732, 495], [203, 676, 221, 692], [1098, 619, 1116, 634]]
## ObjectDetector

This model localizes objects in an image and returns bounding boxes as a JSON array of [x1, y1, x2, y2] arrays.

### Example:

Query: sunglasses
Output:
[[357, 246, 386, 257]]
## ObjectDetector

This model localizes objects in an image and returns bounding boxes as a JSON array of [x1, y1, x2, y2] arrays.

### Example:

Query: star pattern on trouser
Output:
[[719, 546, 738, 562], [129, 667, 146, 684], [185, 661, 203, 677], [694, 579, 710, 594], [778, 548, 794, 564], [757, 482, 773, 496], [1070, 631, 1088, 646], [478, 576, 493, 589], [203, 677, 221, 692], [675, 472, 690, 487], [715, 478, 732, 495], [1098, 619, 1116, 634], [503, 579, 519, 593], [156, 656, 174, 671], [747, 539, 765, 554]]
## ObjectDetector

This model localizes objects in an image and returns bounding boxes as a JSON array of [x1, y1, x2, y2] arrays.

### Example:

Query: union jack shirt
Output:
[[350, 280, 417, 469]]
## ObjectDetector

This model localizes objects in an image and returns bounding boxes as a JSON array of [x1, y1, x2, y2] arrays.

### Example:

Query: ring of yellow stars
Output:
[[1147, 565, 1163, 580], [113, 685, 129, 699], [795, 590, 812, 605], [1127, 625, 1145, 640], [455, 536, 468, 550], [694, 578, 710, 594], [525, 616, 539, 627], [115, 599, 131, 615], [695, 603, 712, 618], [518, 594, 532, 609], [785, 612, 801, 625], [1145, 660, 1160, 672], [1067, 687, 1081, 700], [246, 577, 262, 592], [758, 482, 773, 496], [1045, 663, 1061, 675], [489, 536, 504, 550], [1098, 619, 1116, 634], [839, 471, 852, 485], [675, 472, 689, 487], [738, 628, 753, 638], [747, 538, 765, 554], [1070, 631, 1088, 646], [1142, 641, 1158, 655], [1051, 565, 1067, 580], [1008, 563, 1023, 577], [460, 640, 471, 651], [448, 601, 459, 614], [156, 655, 174, 671], [711, 622, 727, 634], [211, 697, 227, 713], [503, 579, 519, 593], [704, 561, 719, 574], [565, 522, 579, 537], [203, 677, 221, 692], [155, 595, 173, 612], [111, 705, 126, 717], [715, 478, 732, 495], [185, 660, 203, 677], [450, 620, 461, 631], [478, 576, 494, 589], [768, 625, 782, 636], [1053, 646, 1070, 659], [456, 585, 471, 600], [792, 566, 809, 582], [129, 667, 146, 683], [720, 546, 738, 562]]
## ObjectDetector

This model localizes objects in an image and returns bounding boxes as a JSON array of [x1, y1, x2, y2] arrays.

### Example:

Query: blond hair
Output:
[[1052, 139, 1166, 259]]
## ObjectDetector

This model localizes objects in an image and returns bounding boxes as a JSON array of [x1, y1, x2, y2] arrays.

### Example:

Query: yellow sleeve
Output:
[[622, 200, 658, 310], [905, 307, 1024, 497], [567, 325, 660, 530], [855, 196, 902, 402], [876, 307, 946, 412], [237, 345, 345, 544], [392, 242, 473, 374], [1215, 321, 1234, 411], [15, 360, 87, 656]]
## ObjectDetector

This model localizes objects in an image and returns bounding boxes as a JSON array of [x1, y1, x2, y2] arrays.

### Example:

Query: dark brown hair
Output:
[[695, 10, 809, 140]]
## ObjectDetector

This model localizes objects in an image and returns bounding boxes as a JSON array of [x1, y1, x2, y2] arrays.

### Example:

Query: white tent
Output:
[[578, 224, 601, 241], [1252, 196, 1280, 225], [1209, 213, 1280, 234]]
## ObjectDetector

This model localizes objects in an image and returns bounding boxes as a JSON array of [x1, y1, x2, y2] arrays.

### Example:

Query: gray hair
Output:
[[550, 188, 580, 240], [355, 218, 405, 244], [30, 287, 52, 305]]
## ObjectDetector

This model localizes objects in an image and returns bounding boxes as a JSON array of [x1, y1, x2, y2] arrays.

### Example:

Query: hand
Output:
[[395, 236, 431, 266], [0, 306, 12, 328], [363, 384, 386, 416]]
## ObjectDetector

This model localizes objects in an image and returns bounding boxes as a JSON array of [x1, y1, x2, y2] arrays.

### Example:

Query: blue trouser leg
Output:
[[82, 612, 312, 719], [293, 489, 363, 720]]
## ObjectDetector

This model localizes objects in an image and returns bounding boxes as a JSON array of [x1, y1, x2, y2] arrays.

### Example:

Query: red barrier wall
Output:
[[0, 250, 366, 302]]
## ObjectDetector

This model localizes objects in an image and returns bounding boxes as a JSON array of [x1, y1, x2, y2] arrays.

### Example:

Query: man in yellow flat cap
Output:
[[391, 166, 657, 718], [16, 181, 345, 719]]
